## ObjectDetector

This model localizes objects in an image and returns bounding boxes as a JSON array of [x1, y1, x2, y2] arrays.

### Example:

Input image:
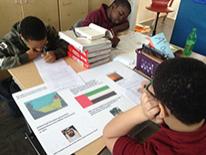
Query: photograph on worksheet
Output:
[[62, 125, 82, 143]]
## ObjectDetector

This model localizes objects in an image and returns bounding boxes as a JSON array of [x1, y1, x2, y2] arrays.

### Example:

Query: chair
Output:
[[162, 0, 174, 22], [146, 0, 174, 36]]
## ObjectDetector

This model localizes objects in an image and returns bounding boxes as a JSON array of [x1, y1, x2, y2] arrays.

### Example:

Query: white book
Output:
[[88, 49, 111, 58], [74, 23, 113, 40], [59, 30, 111, 52], [88, 53, 111, 63], [86, 43, 111, 52], [89, 57, 111, 68]]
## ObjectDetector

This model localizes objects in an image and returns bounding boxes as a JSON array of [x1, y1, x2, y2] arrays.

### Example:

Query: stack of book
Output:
[[59, 27, 112, 68]]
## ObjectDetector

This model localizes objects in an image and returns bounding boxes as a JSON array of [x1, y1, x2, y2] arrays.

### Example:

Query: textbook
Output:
[[68, 45, 111, 68], [68, 46, 111, 59], [74, 23, 113, 40], [60, 30, 112, 68], [59, 30, 112, 52]]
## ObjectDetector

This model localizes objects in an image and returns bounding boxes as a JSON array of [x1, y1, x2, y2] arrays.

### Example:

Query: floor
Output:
[[140, 16, 175, 42], [0, 101, 35, 155], [0, 17, 175, 155]]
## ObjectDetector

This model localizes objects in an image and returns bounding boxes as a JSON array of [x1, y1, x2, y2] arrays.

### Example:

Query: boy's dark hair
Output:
[[112, 0, 131, 14], [153, 58, 206, 125], [20, 16, 47, 41]]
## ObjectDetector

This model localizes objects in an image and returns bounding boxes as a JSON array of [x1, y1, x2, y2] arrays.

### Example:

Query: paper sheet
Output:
[[13, 78, 135, 155], [112, 49, 137, 69], [13, 84, 98, 155], [79, 61, 147, 103], [34, 58, 84, 90], [117, 31, 149, 53], [112, 31, 149, 68]]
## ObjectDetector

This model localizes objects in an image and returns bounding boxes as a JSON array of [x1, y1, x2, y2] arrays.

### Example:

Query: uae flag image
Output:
[[75, 85, 117, 108]]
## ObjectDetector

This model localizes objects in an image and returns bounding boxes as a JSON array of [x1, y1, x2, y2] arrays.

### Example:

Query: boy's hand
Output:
[[110, 36, 120, 48], [110, 28, 117, 36], [140, 91, 161, 122], [109, 29, 120, 48], [138, 80, 150, 94], [26, 49, 41, 60], [42, 51, 56, 63]]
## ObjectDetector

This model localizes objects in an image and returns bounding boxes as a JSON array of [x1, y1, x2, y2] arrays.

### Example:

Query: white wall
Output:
[[136, 0, 155, 23], [167, 0, 181, 19], [128, 0, 139, 30]]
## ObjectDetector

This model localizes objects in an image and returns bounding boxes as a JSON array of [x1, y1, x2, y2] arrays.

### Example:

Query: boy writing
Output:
[[0, 16, 67, 116], [81, 0, 131, 47], [103, 58, 206, 155], [0, 16, 67, 70]]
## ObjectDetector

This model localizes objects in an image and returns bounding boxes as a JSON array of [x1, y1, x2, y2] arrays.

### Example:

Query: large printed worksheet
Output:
[[13, 77, 136, 155]]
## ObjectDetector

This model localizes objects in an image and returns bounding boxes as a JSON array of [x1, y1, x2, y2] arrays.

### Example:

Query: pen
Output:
[[41, 47, 47, 57], [43, 46, 48, 54]]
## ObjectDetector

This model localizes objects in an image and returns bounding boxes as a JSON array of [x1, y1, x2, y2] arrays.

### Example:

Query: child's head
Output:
[[67, 129, 75, 137], [109, 0, 131, 24], [20, 16, 48, 52], [153, 58, 206, 125]]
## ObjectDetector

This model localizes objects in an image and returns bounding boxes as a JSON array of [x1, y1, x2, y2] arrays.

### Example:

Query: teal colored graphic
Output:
[[26, 92, 67, 119]]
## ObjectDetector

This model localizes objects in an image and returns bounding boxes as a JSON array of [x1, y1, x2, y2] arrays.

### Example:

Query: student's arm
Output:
[[111, 20, 129, 35], [109, 21, 129, 48], [0, 53, 24, 70], [45, 26, 68, 62], [0, 40, 40, 69], [103, 91, 160, 152]]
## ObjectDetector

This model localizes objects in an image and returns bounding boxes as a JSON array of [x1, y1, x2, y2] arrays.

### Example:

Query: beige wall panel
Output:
[[59, 0, 88, 31], [22, 0, 59, 30], [0, 0, 23, 37]]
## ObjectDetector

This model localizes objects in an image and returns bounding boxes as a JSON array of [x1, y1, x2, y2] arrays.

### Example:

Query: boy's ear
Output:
[[158, 103, 167, 119], [152, 102, 166, 124]]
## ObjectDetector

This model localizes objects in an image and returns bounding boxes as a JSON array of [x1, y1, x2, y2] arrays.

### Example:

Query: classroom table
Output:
[[8, 31, 148, 155], [8, 31, 206, 155]]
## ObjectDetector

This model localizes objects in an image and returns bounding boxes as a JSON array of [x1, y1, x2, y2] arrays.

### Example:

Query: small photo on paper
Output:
[[107, 72, 123, 82], [110, 107, 122, 116], [62, 125, 81, 143], [25, 92, 67, 120]]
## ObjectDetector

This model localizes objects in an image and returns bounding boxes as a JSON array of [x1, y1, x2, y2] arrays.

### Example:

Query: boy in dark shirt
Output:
[[103, 58, 206, 155], [81, 0, 131, 47], [0, 16, 67, 69], [0, 16, 67, 116]]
